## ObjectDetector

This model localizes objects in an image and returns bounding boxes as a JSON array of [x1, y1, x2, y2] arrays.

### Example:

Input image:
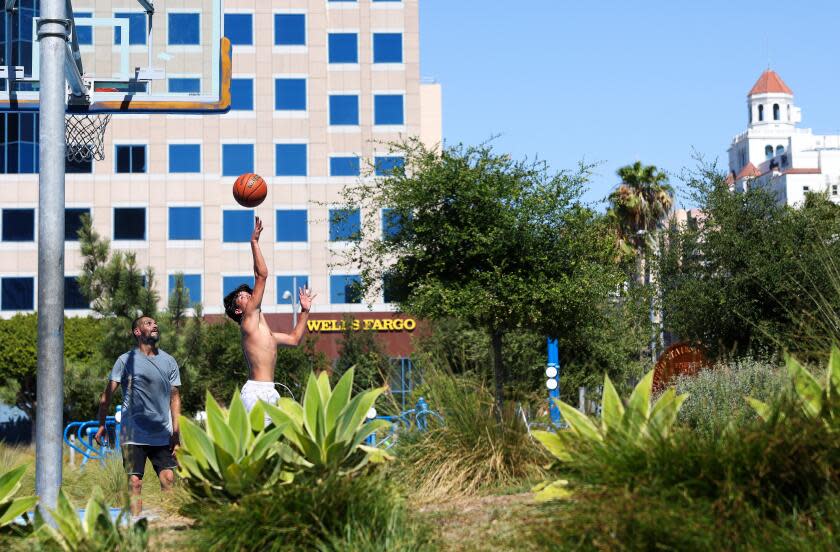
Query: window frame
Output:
[[114, 144, 147, 174], [112, 206, 148, 242], [0, 275, 35, 311]]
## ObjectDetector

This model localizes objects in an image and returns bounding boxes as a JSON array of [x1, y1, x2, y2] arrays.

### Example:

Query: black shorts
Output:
[[122, 444, 177, 478]]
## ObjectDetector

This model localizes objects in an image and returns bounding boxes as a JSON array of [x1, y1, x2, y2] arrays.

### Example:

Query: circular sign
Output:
[[546, 378, 558, 390], [545, 366, 558, 378], [653, 342, 707, 391]]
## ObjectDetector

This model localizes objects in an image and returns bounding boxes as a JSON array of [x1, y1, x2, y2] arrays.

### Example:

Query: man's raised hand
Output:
[[251, 216, 263, 242], [299, 286, 317, 312]]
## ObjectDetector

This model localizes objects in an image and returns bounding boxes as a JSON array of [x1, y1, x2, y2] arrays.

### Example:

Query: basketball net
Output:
[[65, 113, 112, 163]]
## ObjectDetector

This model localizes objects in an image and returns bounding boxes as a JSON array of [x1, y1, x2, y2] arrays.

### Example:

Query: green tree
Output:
[[334, 316, 390, 390], [338, 139, 622, 410]]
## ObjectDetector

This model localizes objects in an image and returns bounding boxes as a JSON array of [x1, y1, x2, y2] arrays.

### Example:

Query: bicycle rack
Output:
[[364, 396, 444, 449], [63, 406, 121, 467]]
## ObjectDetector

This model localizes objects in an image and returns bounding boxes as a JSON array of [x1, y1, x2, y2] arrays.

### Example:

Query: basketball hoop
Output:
[[65, 112, 112, 163]]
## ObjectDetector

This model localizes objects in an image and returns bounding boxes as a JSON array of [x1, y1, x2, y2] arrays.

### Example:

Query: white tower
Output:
[[747, 70, 799, 129]]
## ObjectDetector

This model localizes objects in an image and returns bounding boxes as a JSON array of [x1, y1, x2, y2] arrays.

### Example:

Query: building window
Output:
[[329, 208, 361, 241], [114, 12, 147, 45], [169, 144, 201, 173], [832, 184, 838, 196], [65, 208, 89, 241], [773, 103, 780, 121], [758, 104, 764, 122], [223, 210, 255, 242], [803, 186, 810, 193], [374, 156, 405, 176], [775, 145, 784, 156], [780, 155, 788, 168], [275, 144, 307, 176], [330, 275, 362, 304], [330, 156, 360, 176], [113, 207, 146, 240], [73, 12, 93, 45], [168, 274, 202, 306], [168, 78, 201, 94], [222, 144, 254, 176], [2, 209, 34, 242], [748, 105, 752, 124], [383, 272, 408, 303], [274, 14, 305, 46], [230, 78, 254, 111], [382, 208, 402, 240], [277, 275, 309, 304], [328, 33, 358, 63], [168, 207, 201, 240], [275, 78, 307, 111], [374, 94, 404, 125], [224, 13, 253, 46], [223, 275, 255, 297], [0, 113, 39, 174], [115, 145, 146, 173], [329, 95, 359, 125], [1, 277, 34, 311], [787, 104, 791, 121], [64, 276, 89, 310], [765, 145, 773, 159], [276, 210, 308, 242], [66, 157, 92, 174], [168, 13, 200, 46], [373, 33, 402, 63]]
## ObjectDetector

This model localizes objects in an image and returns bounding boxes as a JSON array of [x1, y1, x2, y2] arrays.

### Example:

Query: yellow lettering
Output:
[[364, 319, 374, 330], [403, 319, 416, 331], [381, 320, 393, 331], [352, 319, 361, 330], [372, 319, 384, 331], [307, 320, 321, 332], [393, 319, 404, 331]]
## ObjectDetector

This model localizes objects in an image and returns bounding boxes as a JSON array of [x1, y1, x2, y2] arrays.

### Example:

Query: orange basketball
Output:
[[233, 173, 267, 208]]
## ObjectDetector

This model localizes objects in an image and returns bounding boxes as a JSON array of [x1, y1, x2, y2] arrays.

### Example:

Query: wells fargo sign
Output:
[[653, 342, 707, 391], [306, 318, 417, 333]]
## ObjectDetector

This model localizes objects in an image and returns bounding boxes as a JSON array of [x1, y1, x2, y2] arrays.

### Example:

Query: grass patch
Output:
[[395, 370, 548, 501]]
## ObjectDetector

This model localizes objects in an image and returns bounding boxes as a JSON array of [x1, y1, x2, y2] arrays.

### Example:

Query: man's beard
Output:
[[139, 332, 160, 345]]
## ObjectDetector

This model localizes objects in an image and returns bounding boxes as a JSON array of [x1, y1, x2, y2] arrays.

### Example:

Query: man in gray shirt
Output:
[[95, 315, 182, 515]]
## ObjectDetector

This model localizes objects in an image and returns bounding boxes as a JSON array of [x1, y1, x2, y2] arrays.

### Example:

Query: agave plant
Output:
[[35, 487, 147, 552], [263, 368, 393, 475], [531, 370, 688, 501], [0, 465, 37, 529], [177, 389, 291, 501], [747, 348, 840, 425]]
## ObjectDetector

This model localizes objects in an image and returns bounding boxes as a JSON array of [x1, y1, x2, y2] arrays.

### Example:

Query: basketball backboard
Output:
[[0, 0, 230, 113]]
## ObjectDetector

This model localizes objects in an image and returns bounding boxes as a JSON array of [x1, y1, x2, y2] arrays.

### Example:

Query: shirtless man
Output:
[[223, 216, 316, 414]]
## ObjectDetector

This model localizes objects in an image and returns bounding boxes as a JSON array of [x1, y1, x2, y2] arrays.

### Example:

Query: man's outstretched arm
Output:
[[243, 216, 268, 325], [273, 286, 317, 346]]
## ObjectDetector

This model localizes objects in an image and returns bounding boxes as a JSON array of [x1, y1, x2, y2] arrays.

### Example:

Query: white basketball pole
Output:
[[36, 0, 67, 515]]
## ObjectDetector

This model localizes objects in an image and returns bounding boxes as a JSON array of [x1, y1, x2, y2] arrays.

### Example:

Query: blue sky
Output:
[[419, 0, 840, 208]]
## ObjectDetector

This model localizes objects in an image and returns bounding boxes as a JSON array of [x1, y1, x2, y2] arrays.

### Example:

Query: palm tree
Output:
[[607, 162, 674, 361]]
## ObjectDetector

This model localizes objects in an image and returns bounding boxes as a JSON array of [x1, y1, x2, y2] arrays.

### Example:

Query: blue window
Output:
[[169, 144, 201, 173], [330, 275, 362, 304], [2, 209, 34, 242], [222, 144, 254, 176], [113, 208, 145, 240], [275, 78, 306, 110], [0, 113, 39, 174], [168, 274, 202, 305], [115, 145, 146, 173], [374, 94, 404, 125], [1, 277, 34, 311], [74, 12, 93, 45], [329, 208, 361, 241], [275, 144, 307, 176], [230, 78, 254, 111], [168, 207, 201, 240], [276, 210, 308, 242], [329, 95, 359, 125], [274, 14, 305, 45], [64, 277, 89, 310], [168, 13, 200, 46], [277, 275, 309, 304], [330, 156, 360, 176], [382, 208, 402, 240], [223, 276, 255, 297], [114, 12, 146, 45], [168, 78, 200, 94], [328, 33, 357, 63], [224, 13, 253, 46], [223, 210, 255, 242], [373, 33, 402, 63], [374, 156, 404, 176], [65, 208, 89, 241]]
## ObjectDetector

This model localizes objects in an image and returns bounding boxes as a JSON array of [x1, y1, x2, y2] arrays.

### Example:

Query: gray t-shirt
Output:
[[110, 348, 181, 446]]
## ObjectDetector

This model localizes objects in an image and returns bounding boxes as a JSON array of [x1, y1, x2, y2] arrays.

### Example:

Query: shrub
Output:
[[188, 470, 435, 552], [674, 355, 787, 437], [0, 465, 37, 531], [396, 369, 547, 500]]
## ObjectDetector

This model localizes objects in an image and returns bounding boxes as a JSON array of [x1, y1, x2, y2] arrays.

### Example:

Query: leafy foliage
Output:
[[334, 316, 391, 390], [0, 465, 37, 530]]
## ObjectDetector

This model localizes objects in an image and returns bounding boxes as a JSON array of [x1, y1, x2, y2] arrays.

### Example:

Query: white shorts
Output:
[[241, 380, 280, 426]]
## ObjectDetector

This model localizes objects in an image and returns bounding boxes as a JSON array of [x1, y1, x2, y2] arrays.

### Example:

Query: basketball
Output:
[[233, 173, 267, 208]]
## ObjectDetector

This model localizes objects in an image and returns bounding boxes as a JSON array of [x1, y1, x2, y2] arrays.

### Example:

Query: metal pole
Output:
[[547, 338, 561, 425], [292, 276, 298, 327], [35, 0, 67, 515]]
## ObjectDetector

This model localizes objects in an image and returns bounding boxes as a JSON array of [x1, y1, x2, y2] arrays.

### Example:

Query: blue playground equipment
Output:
[[366, 397, 444, 449], [63, 406, 121, 466]]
